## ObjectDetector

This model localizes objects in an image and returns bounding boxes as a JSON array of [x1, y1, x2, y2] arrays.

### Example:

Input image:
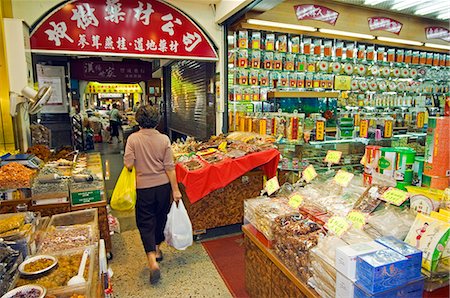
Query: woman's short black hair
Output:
[[135, 105, 160, 128]]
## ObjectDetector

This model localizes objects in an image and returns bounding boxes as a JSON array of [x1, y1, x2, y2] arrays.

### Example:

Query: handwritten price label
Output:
[[324, 150, 342, 164], [288, 193, 304, 209], [326, 216, 350, 236], [333, 170, 354, 187], [417, 112, 425, 129], [302, 165, 318, 183], [265, 176, 280, 196], [360, 119, 369, 138], [381, 187, 410, 206], [346, 211, 367, 229], [360, 153, 368, 166]]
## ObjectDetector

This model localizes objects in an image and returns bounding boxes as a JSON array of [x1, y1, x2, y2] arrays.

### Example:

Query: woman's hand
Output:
[[173, 189, 182, 202]]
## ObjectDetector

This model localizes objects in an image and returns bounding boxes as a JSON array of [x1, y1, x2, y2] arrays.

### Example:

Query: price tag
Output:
[[218, 141, 227, 152], [360, 153, 368, 166], [381, 187, 410, 206], [333, 170, 354, 187], [324, 150, 342, 164], [315, 121, 325, 141], [265, 176, 280, 196], [288, 193, 304, 209], [346, 211, 367, 229], [302, 165, 318, 183], [384, 119, 393, 138], [417, 112, 425, 129], [326, 216, 350, 236], [359, 119, 369, 138]]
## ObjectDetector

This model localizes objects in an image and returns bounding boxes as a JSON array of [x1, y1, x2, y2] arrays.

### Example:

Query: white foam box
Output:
[[335, 241, 385, 281], [336, 271, 355, 298]]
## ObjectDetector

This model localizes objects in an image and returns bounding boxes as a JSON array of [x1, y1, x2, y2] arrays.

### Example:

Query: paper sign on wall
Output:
[[265, 176, 280, 196]]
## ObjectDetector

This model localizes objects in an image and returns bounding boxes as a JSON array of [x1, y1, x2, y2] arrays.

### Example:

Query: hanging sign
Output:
[[368, 17, 402, 35], [30, 0, 218, 60], [293, 4, 339, 25], [71, 59, 152, 82], [85, 82, 142, 94], [425, 27, 450, 42]]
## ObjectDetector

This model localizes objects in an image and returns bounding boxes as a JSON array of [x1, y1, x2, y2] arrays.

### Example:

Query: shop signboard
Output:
[[30, 0, 218, 60], [368, 17, 402, 35], [70, 59, 152, 82], [293, 4, 339, 25], [425, 27, 450, 42]]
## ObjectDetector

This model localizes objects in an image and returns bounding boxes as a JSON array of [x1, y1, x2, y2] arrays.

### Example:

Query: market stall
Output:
[[173, 133, 280, 234]]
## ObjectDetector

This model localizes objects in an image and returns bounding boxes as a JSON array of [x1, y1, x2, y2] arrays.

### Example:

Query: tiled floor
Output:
[[96, 141, 232, 297]]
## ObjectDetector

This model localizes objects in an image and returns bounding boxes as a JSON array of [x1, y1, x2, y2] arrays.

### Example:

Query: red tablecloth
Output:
[[176, 148, 280, 203]]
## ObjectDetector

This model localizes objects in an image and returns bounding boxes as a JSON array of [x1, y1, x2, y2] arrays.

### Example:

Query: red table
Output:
[[176, 149, 280, 203]]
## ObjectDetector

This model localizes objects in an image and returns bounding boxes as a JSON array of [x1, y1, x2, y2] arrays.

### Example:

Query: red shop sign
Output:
[[293, 4, 339, 25], [30, 0, 218, 60], [425, 26, 450, 42], [368, 17, 402, 35]]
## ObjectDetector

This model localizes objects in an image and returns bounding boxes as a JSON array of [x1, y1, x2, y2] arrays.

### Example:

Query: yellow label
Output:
[[324, 150, 342, 164], [316, 121, 325, 141], [302, 165, 318, 183], [381, 187, 410, 206], [384, 120, 393, 138], [334, 170, 354, 187], [360, 154, 368, 166], [417, 112, 425, 128], [359, 119, 369, 138], [259, 119, 267, 135], [239, 118, 245, 131], [288, 193, 304, 209], [265, 176, 280, 196], [346, 211, 367, 229], [334, 75, 352, 91], [326, 216, 350, 236], [218, 141, 227, 152]]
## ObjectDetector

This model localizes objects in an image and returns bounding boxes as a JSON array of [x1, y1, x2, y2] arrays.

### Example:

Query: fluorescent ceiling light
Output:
[[377, 36, 423, 46], [391, 0, 424, 11], [319, 28, 375, 39], [424, 43, 450, 50], [437, 11, 450, 19], [246, 19, 316, 32], [364, 0, 389, 5], [415, 3, 449, 15]]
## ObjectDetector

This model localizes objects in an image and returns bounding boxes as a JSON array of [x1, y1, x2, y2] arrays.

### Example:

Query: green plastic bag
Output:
[[110, 167, 136, 211]]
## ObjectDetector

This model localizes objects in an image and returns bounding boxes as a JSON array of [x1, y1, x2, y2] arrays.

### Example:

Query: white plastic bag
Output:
[[164, 201, 193, 250]]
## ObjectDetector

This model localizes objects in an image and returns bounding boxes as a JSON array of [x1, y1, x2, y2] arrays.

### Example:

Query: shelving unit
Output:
[[267, 91, 340, 99]]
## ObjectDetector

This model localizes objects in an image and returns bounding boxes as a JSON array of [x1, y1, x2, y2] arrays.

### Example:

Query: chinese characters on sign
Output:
[[31, 0, 217, 60], [368, 17, 402, 35], [293, 4, 339, 25], [425, 27, 450, 42], [70, 60, 152, 82]]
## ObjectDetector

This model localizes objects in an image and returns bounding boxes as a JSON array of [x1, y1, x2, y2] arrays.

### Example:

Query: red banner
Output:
[[30, 0, 218, 60], [425, 26, 450, 42], [368, 17, 402, 35], [294, 4, 339, 25]]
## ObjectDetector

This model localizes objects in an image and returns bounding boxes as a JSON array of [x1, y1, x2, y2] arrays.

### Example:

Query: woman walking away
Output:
[[123, 105, 182, 285], [107, 103, 121, 143]]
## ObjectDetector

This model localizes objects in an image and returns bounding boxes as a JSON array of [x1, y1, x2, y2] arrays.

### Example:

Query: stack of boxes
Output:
[[335, 237, 423, 298]]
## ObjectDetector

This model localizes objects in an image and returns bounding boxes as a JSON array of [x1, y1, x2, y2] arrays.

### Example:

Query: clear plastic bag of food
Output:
[[366, 205, 415, 240]]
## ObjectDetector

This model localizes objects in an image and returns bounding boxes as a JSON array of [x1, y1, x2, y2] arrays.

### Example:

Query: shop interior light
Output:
[[318, 28, 375, 40], [436, 11, 450, 19], [364, 0, 389, 5], [246, 19, 317, 32], [391, 0, 424, 11], [377, 36, 423, 46], [424, 43, 450, 50], [415, 3, 449, 15]]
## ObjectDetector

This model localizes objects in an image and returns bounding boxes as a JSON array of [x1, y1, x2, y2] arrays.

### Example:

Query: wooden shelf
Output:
[[267, 91, 340, 99]]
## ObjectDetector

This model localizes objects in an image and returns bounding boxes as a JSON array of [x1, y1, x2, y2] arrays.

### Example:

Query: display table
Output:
[[242, 224, 319, 298]]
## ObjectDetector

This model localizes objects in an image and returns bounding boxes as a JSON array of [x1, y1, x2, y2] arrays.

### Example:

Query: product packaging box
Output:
[[356, 249, 409, 293], [354, 277, 424, 298], [335, 241, 385, 281], [335, 271, 355, 298], [375, 236, 422, 279]]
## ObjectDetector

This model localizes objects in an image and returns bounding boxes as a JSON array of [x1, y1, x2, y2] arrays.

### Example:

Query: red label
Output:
[[368, 17, 402, 35], [30, 0, 218, 60], [425, 27, 450, 42], [294, 4, 339, 25]]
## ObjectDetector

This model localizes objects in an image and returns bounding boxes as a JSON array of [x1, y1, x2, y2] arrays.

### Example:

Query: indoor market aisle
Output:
[[97, 142, 232, 297]]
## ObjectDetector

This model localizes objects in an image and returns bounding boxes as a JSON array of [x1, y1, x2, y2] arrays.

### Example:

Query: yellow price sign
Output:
[[417, 112, 425, 129], [360, 153, 368, 166], [359, 119, 369, 138], [324, 150, 342, 164], [384, 119, 393, 138], [288, 193, 304, 209], [333, 170, 354, 187], [302, 165, 318, 183], [346, 211, 367, 229], [316, 121, 325, 141], [381, 187, 410, 206], [326, 216, 350, 236], [265, 176, 280, 196]]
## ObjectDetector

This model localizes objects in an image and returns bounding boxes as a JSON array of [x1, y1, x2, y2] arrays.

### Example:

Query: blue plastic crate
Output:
[[375, 236, 422, 279], [356, 249, 409, 293], [354, 277, 424, 298]]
